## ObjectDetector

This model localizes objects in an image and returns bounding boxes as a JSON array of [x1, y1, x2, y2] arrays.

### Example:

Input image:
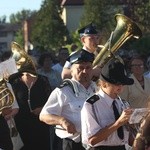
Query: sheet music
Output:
[[129, 108, 149, 124], [0, 58, 18, 79]]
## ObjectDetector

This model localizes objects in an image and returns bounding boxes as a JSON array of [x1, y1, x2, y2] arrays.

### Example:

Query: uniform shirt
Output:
[[40, 79, 98, 142], [120, 74, 150, 108], [81, 89, 129, 147]]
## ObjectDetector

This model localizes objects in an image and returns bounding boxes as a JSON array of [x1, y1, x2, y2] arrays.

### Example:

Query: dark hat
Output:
[[78, 23, 98, 37], [101, 58, 134, 85], [67, 49, 94, 65]]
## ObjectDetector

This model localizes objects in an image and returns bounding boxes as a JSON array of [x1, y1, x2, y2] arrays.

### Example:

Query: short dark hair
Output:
[[1, 51, 11, 61], [58, 48, 68, 53], [129, 55, 145, 68], [38, 53, 52, 66]]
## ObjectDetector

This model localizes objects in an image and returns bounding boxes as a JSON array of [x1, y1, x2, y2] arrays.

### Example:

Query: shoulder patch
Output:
[[86, 94, 100, 104], [59, 79, 76, 94]]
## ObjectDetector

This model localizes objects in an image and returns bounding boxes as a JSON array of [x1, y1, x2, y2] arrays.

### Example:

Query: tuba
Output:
[[0, 79, 14, 112], [93, 13, 142, 67], [11, 41, 37, 76], [0, 58, 16, 112], [0, 41, 37, 112]]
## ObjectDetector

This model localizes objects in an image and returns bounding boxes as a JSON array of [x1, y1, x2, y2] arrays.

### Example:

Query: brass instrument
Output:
[[0, 79, 14, 112], [93, 13, 142, 67], [11, 41, 37, 76], [0, 41, 37, 112]]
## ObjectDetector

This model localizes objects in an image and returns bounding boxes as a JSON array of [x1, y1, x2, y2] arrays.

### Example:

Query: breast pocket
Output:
[[69, 101, 82, 113]]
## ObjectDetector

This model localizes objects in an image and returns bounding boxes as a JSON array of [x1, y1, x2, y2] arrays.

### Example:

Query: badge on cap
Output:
[[78, 23, 98, 37]]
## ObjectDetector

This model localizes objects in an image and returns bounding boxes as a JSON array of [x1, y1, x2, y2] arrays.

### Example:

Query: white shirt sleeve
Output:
[[40, 88, 62, 115], [6, 82, 19, 109], [81, 102, 101, 145], [63, 61, 71, 69]]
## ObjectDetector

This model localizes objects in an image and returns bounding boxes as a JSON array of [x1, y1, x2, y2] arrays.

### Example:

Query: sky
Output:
[[0, 0, 43, 22]]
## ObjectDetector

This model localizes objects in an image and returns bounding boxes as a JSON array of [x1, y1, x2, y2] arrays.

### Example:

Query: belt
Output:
[[95, 145, 125, 150], [65, 138, 74, 142], [64, 138, 82, 143]]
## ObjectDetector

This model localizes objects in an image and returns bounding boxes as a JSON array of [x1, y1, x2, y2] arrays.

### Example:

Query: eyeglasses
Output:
[[131, 64, 144, 68]]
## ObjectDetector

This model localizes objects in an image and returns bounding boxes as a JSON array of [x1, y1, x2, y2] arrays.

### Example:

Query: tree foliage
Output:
[[123, 0, 150, 34], [14, 29, 24, 46], [75, 0, 150, 55], [9, 9, 36, 24], [0, 15, 6, 23], [30, 0, 70, 51], [79, 0, 123, 44], [9, 9, 37, 46], [71, 0, 123, 46], [120, 0, 150, 55]]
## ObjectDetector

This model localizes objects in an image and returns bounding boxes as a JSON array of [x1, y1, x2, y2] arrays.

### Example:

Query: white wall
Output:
[[62, 5, 84, 33]]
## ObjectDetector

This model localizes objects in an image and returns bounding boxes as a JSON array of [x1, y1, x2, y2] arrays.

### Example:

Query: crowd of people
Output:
[[0, 23, 150, 150]]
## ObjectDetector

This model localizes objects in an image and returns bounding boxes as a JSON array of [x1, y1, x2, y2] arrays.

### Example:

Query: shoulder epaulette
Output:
[[59, 79, 79, 97], [87, 94, 100, 104]]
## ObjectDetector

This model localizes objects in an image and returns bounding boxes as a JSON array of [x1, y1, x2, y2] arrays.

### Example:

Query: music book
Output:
[[129, 108, 149, 124], [0, 58, 18, 79]]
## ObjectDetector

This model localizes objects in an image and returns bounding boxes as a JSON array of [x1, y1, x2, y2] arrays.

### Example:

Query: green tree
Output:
[[71, 0, 123, 46], [9, 9, 36, 46], [9, 9, 36, 24], [75, 0, 150, 55], [122, 0, 150, 55], [123, 0, 150, 34], [14, 29, 24, 46], [31, 0, 70, 51], [0, 15, 6, 23]]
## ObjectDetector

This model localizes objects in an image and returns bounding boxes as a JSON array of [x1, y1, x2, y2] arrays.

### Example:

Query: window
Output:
[[0, 42, 7, 50], [0, 31, 7, 37]]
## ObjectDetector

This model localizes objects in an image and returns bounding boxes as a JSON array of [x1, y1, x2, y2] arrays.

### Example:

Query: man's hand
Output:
[[60, 118, 77, 134]]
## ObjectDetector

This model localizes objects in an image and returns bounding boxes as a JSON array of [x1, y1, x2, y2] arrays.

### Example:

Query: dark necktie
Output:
[[112, 100, 124, 139]]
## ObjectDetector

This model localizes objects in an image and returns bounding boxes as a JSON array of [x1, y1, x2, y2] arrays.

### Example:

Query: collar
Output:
[[71, 78, 97, 96], [71, 78, 94, 90], [82, 46, 92, 53], [99, 89, 114, 108], [130, 74, 145, 84]]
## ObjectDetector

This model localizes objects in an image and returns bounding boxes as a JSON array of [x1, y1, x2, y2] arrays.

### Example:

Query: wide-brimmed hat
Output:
[[78, 23, 98, 37], [100, 58, 134, 85], [67, 49, 95, 65]]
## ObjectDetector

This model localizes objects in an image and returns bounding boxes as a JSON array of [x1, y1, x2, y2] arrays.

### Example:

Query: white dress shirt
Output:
[[81, 89, 129, 147], [40, 79, 98, 142]]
